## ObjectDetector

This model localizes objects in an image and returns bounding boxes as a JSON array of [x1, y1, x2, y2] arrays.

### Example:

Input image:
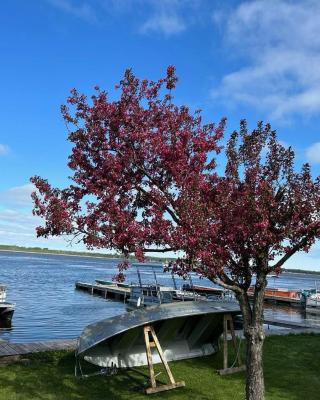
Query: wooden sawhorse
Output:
[[218, 314, 246, 376], [143, 325, 185, 394]]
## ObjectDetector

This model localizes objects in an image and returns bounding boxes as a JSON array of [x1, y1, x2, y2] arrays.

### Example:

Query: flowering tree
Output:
[[30, 67, 320, 400]]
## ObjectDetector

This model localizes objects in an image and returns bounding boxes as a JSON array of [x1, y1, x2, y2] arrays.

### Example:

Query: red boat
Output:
[[247, 287, 302, 305]]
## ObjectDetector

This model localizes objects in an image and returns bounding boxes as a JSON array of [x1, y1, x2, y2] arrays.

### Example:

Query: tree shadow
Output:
[[0, 335, 318, 399]]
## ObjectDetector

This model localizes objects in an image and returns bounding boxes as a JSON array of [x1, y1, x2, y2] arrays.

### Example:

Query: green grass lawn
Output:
[[0, 334, 319, 400]]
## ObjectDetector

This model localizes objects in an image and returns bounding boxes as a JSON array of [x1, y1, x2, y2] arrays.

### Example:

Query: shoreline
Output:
[[0, 248, 163, 264], [0, 247, 319, 273]]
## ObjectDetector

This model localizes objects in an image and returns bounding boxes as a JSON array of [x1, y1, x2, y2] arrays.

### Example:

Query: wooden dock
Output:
[[0, 339, 77, 357], [264, 318, 320, 330], [75, 281, 130, 302]]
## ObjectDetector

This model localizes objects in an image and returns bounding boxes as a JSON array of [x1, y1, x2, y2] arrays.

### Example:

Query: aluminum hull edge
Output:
[[77, 301, 240, 368]]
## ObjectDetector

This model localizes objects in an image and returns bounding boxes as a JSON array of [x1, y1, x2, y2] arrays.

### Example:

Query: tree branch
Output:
[[272, 230, 318, 271], [211, 276, 243, 294], [142, 248, 175, 253], [136, 184, 180, 225]]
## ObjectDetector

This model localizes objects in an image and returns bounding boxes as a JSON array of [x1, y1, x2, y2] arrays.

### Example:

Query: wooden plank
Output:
[[146, 381, 185, 394], [144, 325, 185, 395], [0, 339, 77, 357], [149, 326, 175, 385], [144, 326, 156, 388], [218, 365, 246, 376], [227, 316, 242, 366], [223, 314, 228, 370]]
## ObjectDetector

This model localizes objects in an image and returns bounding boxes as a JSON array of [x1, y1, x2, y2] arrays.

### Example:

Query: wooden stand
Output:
[[143, 325, 185, 394], [218, 314, 246, 376]]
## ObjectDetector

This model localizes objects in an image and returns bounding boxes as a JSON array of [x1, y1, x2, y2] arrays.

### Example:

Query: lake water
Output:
[[1, 251, 320, 343]]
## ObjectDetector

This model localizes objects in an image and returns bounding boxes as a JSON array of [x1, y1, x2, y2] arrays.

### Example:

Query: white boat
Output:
[[306, 292, 320, 314], [0, 285, 6, 302]]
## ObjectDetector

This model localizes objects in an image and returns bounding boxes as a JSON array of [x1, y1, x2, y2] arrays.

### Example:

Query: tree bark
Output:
[[237, 272, 267, 400], [245, 322, 265, 400]]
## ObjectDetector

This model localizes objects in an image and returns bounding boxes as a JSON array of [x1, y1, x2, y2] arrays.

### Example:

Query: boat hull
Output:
[[305, 296, 320, 314], [247, 287, 303, 306], [0, 303, 15, 324], [77, 301, 241, 369]]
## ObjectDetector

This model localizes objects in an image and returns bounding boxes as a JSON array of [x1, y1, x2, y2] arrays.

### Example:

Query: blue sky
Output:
[[1, 0, 320, 269]]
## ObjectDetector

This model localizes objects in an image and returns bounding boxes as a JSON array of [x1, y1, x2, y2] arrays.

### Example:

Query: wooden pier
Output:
[[264, 318, 320, 330], [0, 339, 77, 357], [75, 281, 130, 303]]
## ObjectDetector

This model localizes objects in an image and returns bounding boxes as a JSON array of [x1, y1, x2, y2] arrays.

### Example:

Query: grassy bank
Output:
[[0, 334, 319, 399]]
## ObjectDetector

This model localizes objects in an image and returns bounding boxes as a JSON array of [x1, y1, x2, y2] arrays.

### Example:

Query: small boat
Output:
[[126, 285, 176, 310], [76, 301, 241, 369], [95, 280, 114, 286], [95, 279, 130, 289], [0, 285, 15, 324], [247, 287, 303, 305], [305, 293, 320, 314], [0, 303, 15, 324], [126, 284, 202, 310], [182, 283, 225, 296]]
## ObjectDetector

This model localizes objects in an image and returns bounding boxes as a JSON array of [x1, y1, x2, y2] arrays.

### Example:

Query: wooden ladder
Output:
[[218, 314, 246, 375], [143, 325, 185, 394]]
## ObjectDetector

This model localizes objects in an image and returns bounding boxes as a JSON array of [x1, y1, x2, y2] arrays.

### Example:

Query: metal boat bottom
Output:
[[77, 301, 241, 369]]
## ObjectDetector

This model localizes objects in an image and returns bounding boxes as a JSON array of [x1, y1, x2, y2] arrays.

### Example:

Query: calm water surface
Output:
[[1, 251, 320, 342]]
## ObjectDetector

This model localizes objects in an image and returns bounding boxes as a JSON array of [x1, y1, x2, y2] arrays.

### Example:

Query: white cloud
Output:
[[0, 144, 9, 156], [0, 183, 34, 207], [306, 142, 320, 164], [140, 13, 185, 35], [48, 0, 200, 36], [212, 0, 320, 121], [47, 0, 97, 23], [136, 0, 198, 36]]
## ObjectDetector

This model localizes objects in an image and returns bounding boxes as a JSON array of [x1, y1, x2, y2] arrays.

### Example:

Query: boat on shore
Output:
[[76, 301, 241, 369]]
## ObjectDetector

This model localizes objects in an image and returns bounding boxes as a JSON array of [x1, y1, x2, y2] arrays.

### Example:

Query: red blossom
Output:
[[30, 69, 320, 287]]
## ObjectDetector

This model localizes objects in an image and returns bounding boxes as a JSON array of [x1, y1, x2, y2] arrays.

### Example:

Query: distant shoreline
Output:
[[0, 245, 319, 273], [283, 268, 320, 276], [0, 245, 165, 263]]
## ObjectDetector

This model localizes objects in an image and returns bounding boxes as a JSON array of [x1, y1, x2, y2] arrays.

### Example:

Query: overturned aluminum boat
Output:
[[77, 301, 241, 368]]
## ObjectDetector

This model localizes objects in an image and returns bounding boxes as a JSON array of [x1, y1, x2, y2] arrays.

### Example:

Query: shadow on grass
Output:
[[0, 334, 318, 399]]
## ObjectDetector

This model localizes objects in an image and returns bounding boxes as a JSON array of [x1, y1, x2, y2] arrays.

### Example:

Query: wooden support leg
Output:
[[143, 325, 185, 394], [218, 314, 246, 376]]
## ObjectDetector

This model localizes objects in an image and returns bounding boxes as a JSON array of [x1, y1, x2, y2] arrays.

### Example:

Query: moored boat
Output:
[[0, 302, 15, 323], [0, 285, 15, 324], [247, 287, 303, 305], [305, 292, 320, 314], [182, 283, 225, 296], [126, 285, 176, 310]]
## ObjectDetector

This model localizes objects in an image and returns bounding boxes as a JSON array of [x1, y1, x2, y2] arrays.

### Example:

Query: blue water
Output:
[[1, 251, 320, 342]]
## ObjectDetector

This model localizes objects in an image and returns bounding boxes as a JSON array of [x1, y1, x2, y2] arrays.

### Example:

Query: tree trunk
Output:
[[245, 322, 265, 400], [237, 271, 267, 400]]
